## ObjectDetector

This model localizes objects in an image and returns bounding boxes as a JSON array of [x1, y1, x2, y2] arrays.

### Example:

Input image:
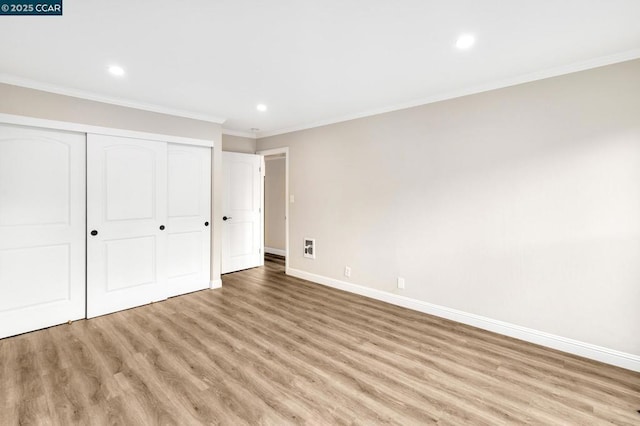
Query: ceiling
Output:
[[1, 1, 639, 138]]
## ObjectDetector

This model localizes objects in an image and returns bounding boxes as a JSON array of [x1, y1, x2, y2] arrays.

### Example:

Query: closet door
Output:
[[0, 124, 85, 338], [166, 144, 211, 297], [87, 134, 167, 318]]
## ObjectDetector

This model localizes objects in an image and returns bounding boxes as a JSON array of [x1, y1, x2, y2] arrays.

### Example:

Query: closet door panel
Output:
[[167, 144, 211, 297], [0, 124, 85, 339], [104, 146, 156, 221], [87, 134, 167, 318]]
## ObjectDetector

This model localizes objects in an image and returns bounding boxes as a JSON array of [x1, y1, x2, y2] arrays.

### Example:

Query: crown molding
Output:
[[222, 128, 257, 139], [3, 47, 639, 139], [0, 74, 227, 124], [257, 48, 640, 139]]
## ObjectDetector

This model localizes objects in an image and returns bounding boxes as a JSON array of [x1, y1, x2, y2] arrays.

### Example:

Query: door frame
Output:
[[256, 147, 289, 272]]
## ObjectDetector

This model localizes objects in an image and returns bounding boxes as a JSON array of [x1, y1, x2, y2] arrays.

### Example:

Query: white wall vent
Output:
[[303, 238, 316, 259]]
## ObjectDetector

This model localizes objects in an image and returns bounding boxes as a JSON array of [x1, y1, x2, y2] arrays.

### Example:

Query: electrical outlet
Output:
[[344, 266, 351, 277], [303, 238, 316, 259], [397, 277, 405, 289]]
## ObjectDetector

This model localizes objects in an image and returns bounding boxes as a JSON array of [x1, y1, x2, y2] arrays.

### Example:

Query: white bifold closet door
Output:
[[166, 144, 211, 297], [0, 124, 86, 339], [87, 134, 211, 318]]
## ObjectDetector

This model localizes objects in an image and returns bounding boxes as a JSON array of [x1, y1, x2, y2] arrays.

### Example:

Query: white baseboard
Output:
[[286, 267, 640, 372], [210, 278, 222, 289], [265, 247, 286, 257]]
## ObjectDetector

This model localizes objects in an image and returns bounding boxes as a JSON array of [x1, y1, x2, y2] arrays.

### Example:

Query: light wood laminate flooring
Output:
[[0, 254, 639, 425]]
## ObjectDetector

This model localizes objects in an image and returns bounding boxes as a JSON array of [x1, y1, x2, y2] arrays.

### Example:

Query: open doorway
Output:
[[257, 147, 289, 271]]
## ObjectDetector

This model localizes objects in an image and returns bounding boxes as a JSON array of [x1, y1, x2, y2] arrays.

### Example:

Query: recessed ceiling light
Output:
[[256, 104, 267, 112], [250, 128, 260, 132], [108, 65, 125, 76], [455, 34, 475, 50]]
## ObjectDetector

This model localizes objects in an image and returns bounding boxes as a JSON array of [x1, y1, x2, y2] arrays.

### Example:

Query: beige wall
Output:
[[257, 58, 640, 357], [265, 157, 286, 251], [0, 83, 225, 285], [222, 134, 256, 153], [0, 83, 221, 140]]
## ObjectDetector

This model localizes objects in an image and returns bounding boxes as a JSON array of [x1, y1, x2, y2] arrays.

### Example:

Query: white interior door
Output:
[[167, 144, 211, 297], [222, 152, 263, 273], [87, 134, 167, 318], [0, 124, 86, 338]]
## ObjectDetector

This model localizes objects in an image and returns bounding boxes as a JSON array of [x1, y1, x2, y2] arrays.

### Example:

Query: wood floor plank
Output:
[[218, 276, 576, 417], [127, 306, 295, 425], [172, 298, 410, 425], [210, 277, 573, 425], [192, 284, 502, 424], [0, 254, 639, 425], [0, 336, 18, 416]]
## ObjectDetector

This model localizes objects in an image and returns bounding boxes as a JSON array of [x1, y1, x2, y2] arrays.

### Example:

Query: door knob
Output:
[[90, 230, 98, 236], [223, 216, 232, 221], [204, 221, 209, 226], [159, 225, 165, 230]]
